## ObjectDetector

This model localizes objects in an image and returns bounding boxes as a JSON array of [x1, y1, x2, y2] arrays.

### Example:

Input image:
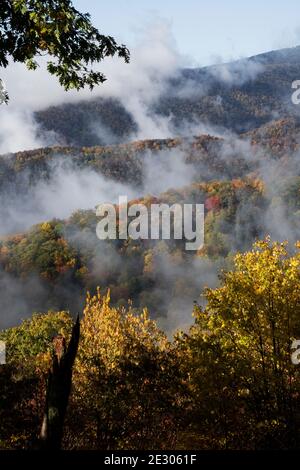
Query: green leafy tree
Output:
[[0, 310, 73, 449], [0, 0, 130, 101]]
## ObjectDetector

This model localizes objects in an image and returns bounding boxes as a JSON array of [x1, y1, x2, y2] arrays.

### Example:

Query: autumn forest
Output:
[[1, 0, 300, 453]]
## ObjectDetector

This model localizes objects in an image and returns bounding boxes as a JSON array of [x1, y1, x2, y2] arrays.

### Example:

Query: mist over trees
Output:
[[1, 1, 300, 453], [1, 240, 300, 449]]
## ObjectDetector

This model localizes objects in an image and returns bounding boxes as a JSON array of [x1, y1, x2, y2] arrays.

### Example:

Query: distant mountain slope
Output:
[[35, 97, 137, 147], [34, 46, 300, 146], [244, 116, 300, 154], [0, 177, 268, 327], [2, 115, 300, 195], [0, 134, 251, 192], [1, 167, 300, 328]]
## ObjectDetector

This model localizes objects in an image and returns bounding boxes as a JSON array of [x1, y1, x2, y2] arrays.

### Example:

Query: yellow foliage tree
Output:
[[179, 238, 300, 449], [69, 289, 183, 450]]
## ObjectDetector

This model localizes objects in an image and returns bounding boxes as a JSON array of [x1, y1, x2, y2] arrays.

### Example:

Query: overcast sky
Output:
[[73, 0, 300, 66]]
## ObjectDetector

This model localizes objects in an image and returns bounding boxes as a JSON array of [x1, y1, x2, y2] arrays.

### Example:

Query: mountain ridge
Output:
[[34, 45, 300, 146]]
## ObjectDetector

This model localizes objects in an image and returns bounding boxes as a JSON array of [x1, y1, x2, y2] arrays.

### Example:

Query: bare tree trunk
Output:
[[39, 315, 80, 450]]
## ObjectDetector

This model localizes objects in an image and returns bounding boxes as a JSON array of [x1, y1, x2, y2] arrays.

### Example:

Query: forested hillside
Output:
[[2, 43, 300, 451], [2, 240, 300, 449], [35, 46, 300, 145]]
